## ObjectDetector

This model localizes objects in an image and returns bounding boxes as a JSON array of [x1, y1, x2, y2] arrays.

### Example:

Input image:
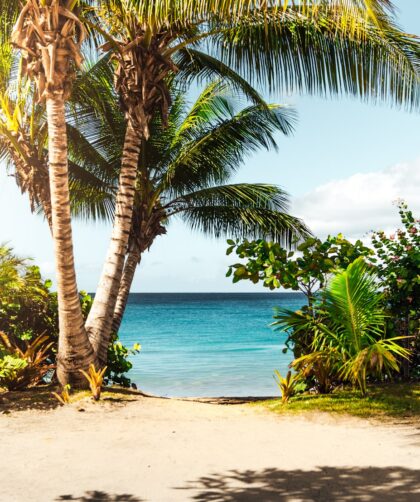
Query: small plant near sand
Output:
[[79, 364, 107, 401], [52, 384, 71, 405], [0, 332, 54, 390], [274, 370, 301, 404]]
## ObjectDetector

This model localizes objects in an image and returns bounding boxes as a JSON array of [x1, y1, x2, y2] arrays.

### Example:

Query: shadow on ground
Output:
[[0, 386, 145, 414], [178, 466, 420, 501], [56, 491, 143, 501], [0, 387, 59, 413]]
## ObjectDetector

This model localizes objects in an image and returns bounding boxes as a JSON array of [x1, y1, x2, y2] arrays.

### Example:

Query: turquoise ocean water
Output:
[[119, 293, 305, 397]]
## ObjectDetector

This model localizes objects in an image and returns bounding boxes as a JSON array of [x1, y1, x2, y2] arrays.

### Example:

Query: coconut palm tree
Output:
[[111, 84, 309, 348], [1, 45, 309, 365], [85, 0, 420, 359], [10, 1, 96, 385], [64, 78, 309, 362]]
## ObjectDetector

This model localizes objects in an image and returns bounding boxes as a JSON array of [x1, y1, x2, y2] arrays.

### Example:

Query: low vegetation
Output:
[[229, 202, 419, 404], [0, 245, 140, 393], [79, 364, 108, 401], [255, 383, 420, 421]]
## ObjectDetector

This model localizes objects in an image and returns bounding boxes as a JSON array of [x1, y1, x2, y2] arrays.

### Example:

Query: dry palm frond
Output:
[[11, 0, 86, 101]]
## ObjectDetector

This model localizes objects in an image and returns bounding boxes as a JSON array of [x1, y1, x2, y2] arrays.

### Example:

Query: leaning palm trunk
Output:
[[12, 0, 95, 386], [110, 207, 167, 335], [85, 121, 142, 363], [86, 31, 175, 363], [111, 248, 142, 334]]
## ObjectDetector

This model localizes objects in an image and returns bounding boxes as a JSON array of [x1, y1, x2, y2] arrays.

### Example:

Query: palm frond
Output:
[[170, 183, 309, 244], [68, 159, 116, 222], [163, 102, 296, 194], [174, 48, 268, 108], [211, 5, 419, 108], [100, 1, 396, 29], [324, 258, 386, 349]]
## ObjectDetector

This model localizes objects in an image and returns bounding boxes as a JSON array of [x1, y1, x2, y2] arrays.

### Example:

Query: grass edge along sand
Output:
[[251, 383, 420, 422]]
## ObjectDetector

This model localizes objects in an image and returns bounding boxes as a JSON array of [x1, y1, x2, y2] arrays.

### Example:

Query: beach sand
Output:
[[1, 395, 419, 501]]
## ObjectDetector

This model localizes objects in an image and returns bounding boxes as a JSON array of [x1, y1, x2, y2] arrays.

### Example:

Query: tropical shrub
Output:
[[0, 332, 54, 390], [227, 234, 372, 304], [371, 201, 420, 316], [0, 353, 28, 390], [106, 335, 141, 387], [0, 245, 59, 345], [52, 384, 71, 405], [371, 201, 420, 377], [277, 259, 411, 395], [79, 364, 107, 401]]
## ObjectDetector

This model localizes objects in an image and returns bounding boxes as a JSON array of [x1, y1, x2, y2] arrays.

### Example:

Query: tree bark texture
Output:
[[86, 121, 141, 364], [111, 248, 142, 334], [46, 95, 95, 387]]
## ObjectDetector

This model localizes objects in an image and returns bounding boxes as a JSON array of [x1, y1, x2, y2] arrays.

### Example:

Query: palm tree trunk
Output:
[[46, 95, 95, 387], [86, 121, 141, 364], [111, 248, 142, 334]]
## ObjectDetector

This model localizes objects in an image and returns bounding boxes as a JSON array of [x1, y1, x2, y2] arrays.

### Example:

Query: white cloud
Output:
[[292, 158, 420, 239]]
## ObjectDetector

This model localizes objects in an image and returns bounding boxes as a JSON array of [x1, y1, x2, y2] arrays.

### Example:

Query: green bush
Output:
[[275, 259, 411, 395], [0, 246, 140, 389], [0, 245, 59, 346], [106, 335, 141, 387], [371, 201, 420, 377], [0, 332, 54, 390], [0, 353, 28, 389]]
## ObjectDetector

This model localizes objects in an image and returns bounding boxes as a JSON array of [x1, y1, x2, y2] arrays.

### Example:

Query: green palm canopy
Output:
[[69, 77, 309, 244], [65, 76, 310, 330]]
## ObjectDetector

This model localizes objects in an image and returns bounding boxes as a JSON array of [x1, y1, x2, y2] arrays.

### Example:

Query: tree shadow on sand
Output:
[[178, 466, 420, 501], [0, 387, 60, 413], [56, 491, 143, 501]]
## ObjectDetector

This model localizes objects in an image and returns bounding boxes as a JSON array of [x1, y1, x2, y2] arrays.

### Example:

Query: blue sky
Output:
[[1, 0, 419, 292]]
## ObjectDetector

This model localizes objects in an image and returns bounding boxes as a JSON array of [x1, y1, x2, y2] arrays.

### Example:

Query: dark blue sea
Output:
[[119, 293, 305, 397]]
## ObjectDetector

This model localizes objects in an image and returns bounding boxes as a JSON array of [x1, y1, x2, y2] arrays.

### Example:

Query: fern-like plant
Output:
[[79, 364, 107, 401], [52, 384, 71, 405], [273, 370, 300, 404]]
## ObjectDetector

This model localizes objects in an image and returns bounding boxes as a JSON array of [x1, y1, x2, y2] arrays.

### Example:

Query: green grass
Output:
[[254, 383, 420, 421]]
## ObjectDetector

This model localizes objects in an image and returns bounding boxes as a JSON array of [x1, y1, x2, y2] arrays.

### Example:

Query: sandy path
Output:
[[1, 397, 419, 501]]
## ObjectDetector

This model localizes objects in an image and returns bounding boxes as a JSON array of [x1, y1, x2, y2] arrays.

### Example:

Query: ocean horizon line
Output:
[[93, 291, 305, 295]]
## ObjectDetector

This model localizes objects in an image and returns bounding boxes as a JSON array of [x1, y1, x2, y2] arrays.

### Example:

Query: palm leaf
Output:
[[169, 183, 309, 244], [163, 102, 296, 194]]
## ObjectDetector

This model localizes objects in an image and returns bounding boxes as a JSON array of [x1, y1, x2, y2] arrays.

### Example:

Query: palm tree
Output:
[[111, 84, 309, 341], [10, 1, 96, 385], [1, 28, 309, 362], [85, 0, 420, 359], [65, 79, 309, 362]]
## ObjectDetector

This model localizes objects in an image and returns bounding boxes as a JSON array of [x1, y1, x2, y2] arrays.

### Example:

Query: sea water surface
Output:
[[119, 293, 305, 397]]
